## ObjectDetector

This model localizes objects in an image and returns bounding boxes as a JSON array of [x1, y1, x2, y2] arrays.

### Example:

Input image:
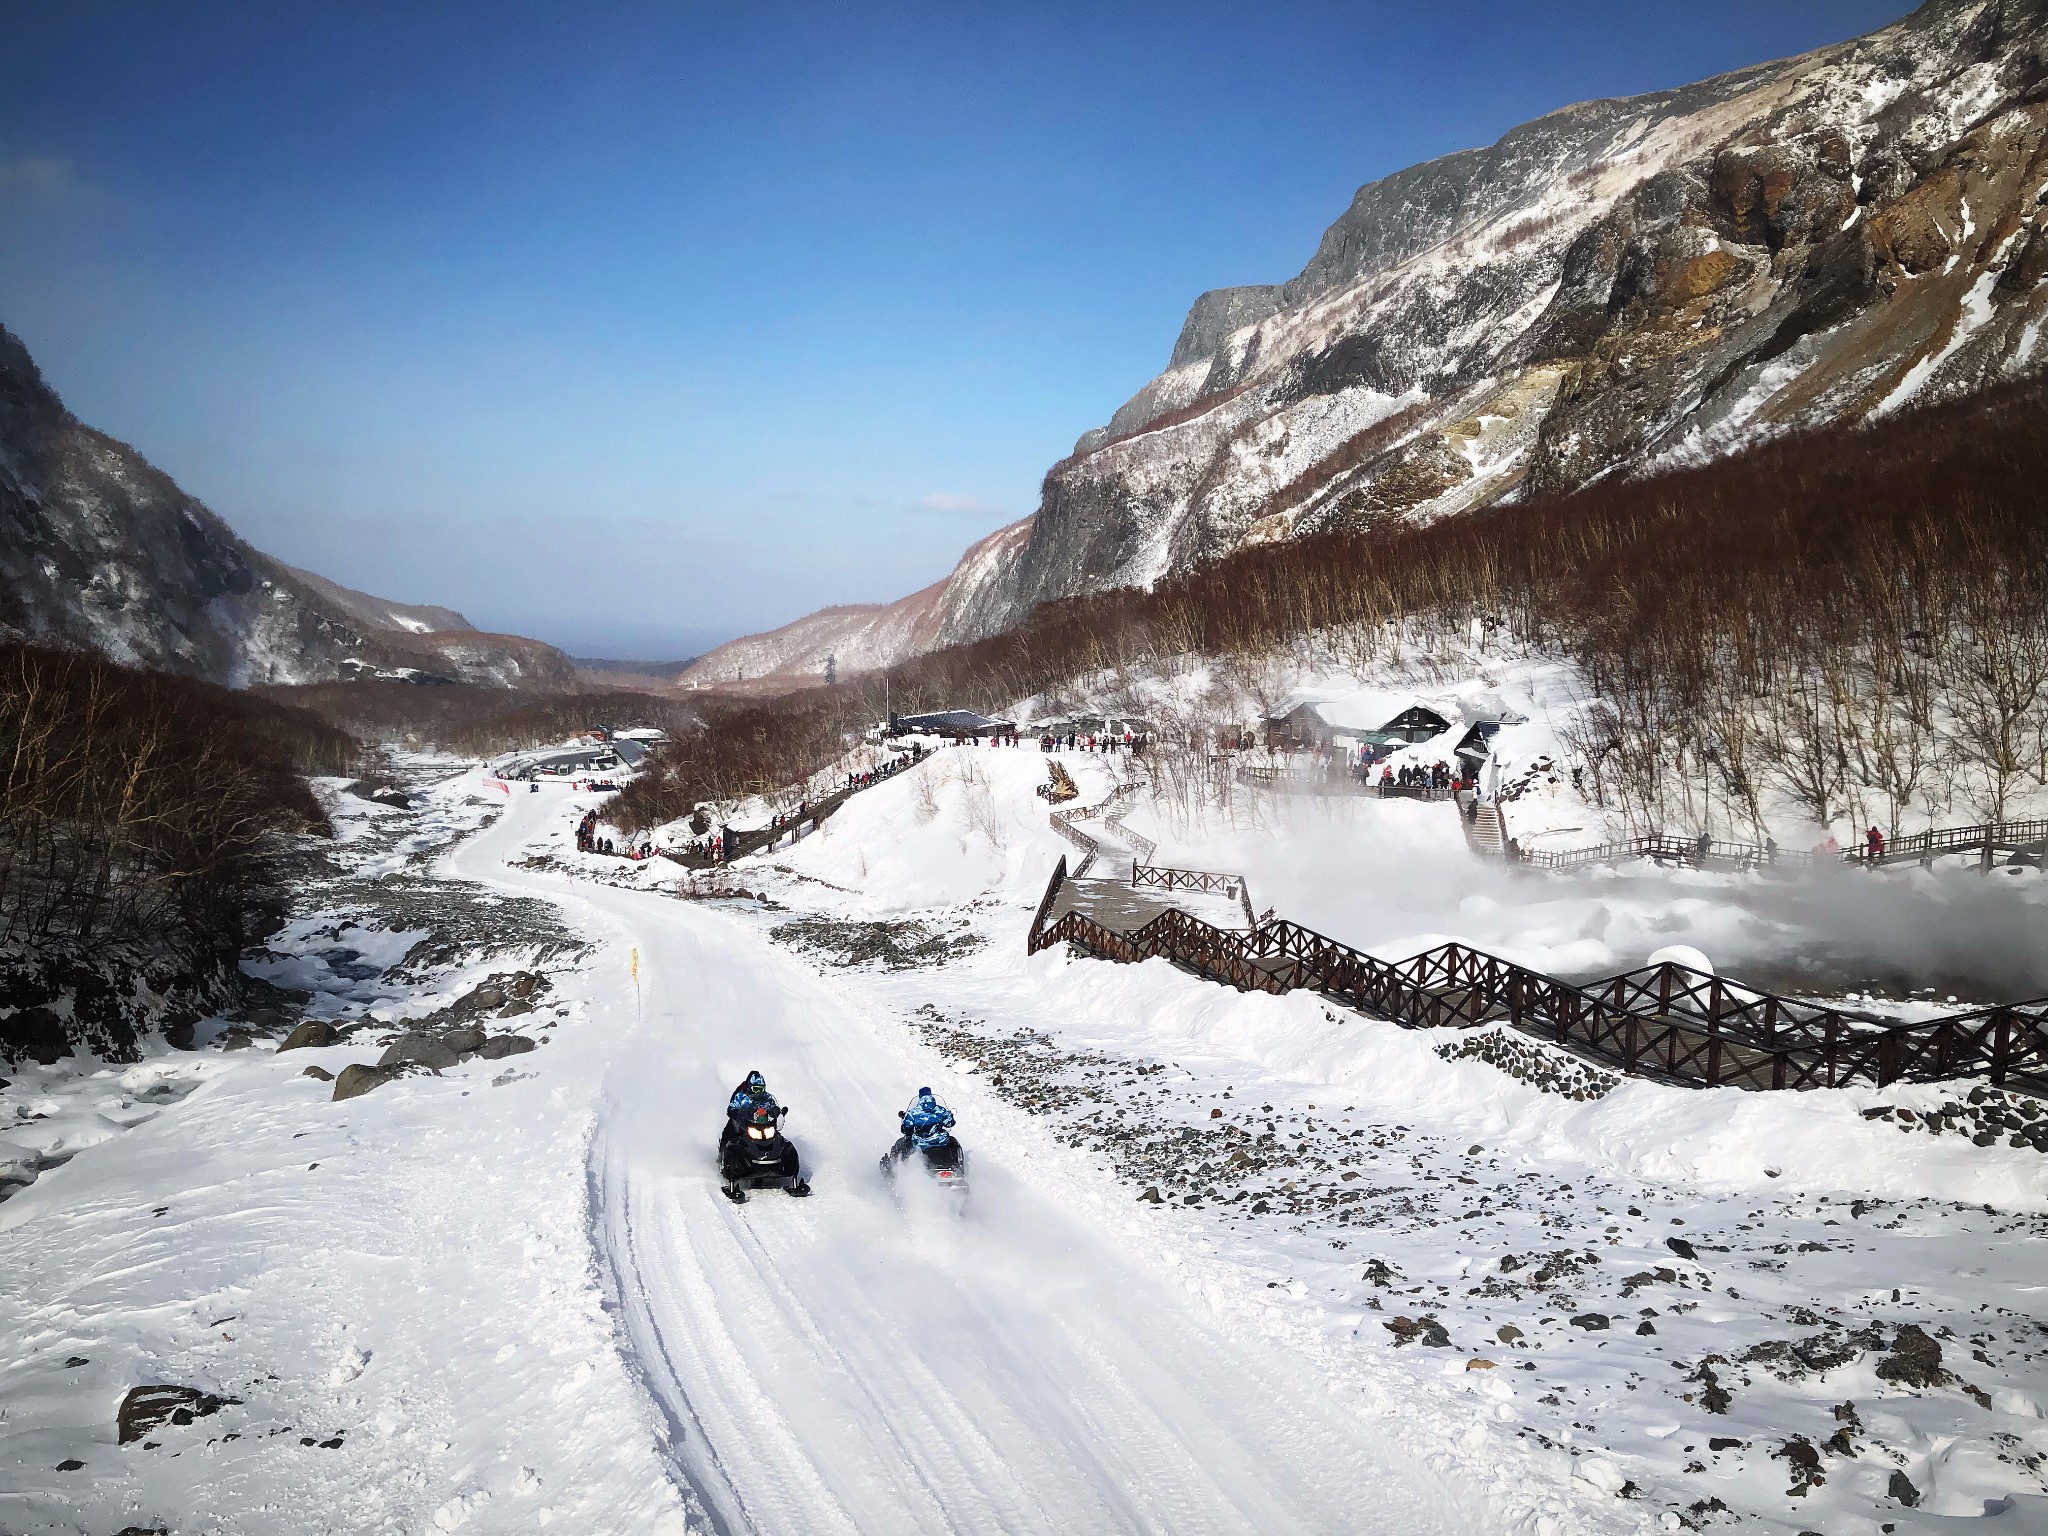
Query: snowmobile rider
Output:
[[899, 1087, 956, 1148], [728, 1070, 779, 1120]]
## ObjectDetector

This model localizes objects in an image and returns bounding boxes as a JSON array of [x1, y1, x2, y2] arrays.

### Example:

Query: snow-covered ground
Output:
[[5, 743, 2046, 1534]]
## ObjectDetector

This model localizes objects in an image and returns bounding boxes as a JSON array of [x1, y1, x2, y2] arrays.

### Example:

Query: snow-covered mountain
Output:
[[677, 517, 1031, 690], [0, 323, 575, 689], [708, 0, 2048, 685]]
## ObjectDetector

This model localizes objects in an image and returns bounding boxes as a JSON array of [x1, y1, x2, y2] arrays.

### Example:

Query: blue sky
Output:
[[1, 1, 1906, 658]]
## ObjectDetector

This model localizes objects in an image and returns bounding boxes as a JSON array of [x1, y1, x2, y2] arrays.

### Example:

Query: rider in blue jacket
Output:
[[899, 1087, 956, 1148], [729, 1069, 777, 1118]]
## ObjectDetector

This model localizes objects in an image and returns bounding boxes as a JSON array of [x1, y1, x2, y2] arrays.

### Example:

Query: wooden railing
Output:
[[1132, 863, 1258, 927], [1849, 818, 2048, 867], [1512, 819, 2048, 874], [1026, 859, 2048, 1095]]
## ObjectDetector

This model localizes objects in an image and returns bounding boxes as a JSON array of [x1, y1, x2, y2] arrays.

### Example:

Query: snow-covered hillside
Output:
[[678, 518, 1032, 692], [8, 734, 2048, 1532]]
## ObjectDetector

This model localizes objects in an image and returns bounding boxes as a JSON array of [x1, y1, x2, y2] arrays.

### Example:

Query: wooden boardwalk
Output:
[[1027, 854, 2048, 1097]]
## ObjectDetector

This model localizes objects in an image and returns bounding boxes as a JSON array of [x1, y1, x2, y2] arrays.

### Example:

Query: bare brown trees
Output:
[[0, 644, 353, 973], [616, 381, 2048, 837]]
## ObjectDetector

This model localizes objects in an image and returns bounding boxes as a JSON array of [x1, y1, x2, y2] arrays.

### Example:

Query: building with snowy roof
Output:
[[1267, 696, 1453, 751], [887, 709, 1015, 739]]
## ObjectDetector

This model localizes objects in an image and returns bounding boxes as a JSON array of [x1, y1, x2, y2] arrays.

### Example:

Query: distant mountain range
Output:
[[684, 0, 2048, 693], [0, 322, 575, 689]]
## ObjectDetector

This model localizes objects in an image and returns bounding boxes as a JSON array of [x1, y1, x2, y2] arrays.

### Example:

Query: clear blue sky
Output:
[[1, 1, 1907, 658]]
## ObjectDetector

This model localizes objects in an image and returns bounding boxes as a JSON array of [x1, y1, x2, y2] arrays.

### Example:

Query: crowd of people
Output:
[[1034, 729, 1146, 753], [844, 747, 918, 792], [573, 808, 655, 860], [1373, 758, 1459, 795]]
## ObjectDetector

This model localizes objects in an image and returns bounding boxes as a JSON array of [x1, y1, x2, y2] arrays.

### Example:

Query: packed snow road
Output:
[[457, 778, 1484, 1534]]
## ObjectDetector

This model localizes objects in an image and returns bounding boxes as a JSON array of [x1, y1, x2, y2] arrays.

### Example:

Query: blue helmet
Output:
[[746, 1071, 766, 1094]]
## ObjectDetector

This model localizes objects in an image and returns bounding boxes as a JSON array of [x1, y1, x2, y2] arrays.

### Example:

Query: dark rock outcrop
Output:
[[278, 1020, 337, 1052], [377, 1036, 459, 1072], [117, 1384, 235, 1444], [332, 1063, 398, 1102]]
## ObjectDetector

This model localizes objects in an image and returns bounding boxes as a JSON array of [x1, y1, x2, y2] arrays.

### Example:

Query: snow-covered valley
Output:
[[5, 745, 2048, 1535]]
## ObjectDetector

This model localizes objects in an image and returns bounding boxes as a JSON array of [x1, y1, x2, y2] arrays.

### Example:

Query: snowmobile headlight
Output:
[[745, 1125, 765, 1139]]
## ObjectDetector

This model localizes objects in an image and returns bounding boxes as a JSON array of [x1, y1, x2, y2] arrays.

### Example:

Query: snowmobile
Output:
[[718, 1101, 811, 1203], [880, 1129, 969, 1194]]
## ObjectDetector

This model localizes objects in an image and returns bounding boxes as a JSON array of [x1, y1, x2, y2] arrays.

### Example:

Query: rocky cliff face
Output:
[[717, 0, 2039, 670], [0, 323, 575, 688]]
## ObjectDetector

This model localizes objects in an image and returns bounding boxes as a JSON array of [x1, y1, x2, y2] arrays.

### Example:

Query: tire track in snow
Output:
[[468, 781, 1489, 1535]]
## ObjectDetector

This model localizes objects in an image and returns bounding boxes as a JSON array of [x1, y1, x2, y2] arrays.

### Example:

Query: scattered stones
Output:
[[1888, 1469, 1922, 1507], [770, 916, 984, 970], [1686, 1360, 1733, 1414], [1383, 1315, 1452, 1348], [1466, 1358, 1497, 1370], [1666, 1236, 1698, 1260], [300, 1065, 335, 1082], [118, 1385, 236, 1444], [1774, 1435, 1824, 1493], [1571, 1313, 1611, 1331], [476, 1034, 536, 1060], [278, 1019, 337, 1052], [1435, 1026, 1619, 1100], [1497, 1325, 1524, 1344], [1860, 1091, 2048, 1154]]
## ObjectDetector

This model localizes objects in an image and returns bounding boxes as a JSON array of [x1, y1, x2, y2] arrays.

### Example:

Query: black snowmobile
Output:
[[718, 1100, 811, 1204], [880, 1131, 969, 1194]]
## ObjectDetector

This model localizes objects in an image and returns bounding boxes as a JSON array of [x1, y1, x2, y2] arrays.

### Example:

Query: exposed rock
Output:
[[0, 1005, 70, 1065], [278, 1019, 337, 1052], [1875, 1324, 1949, 1388], [0, 1138, 41, 1188], [1666, 1236, 1698, 1260], [117, 1384, 235, 1444], [300, 1065, 335, 1082], [1889, 1469, 1922, 1507], [332, 1064, 398, 1102], [377, 1035, 459, 1072], [1571, 1313, 1611, 1331], [476, 1034, 536, 1060], [441, 1026, 487, 1055]]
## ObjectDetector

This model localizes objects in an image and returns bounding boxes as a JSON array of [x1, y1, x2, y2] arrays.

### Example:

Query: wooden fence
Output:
[[1131, 863, 1258, 927], [1505, 818, 2046, 874], [1027, 856, 2048, 1095]]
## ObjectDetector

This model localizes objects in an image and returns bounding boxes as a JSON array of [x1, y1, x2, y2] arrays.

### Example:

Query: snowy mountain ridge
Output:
[[701, 0, 2048, 688], [0, 322, 575, 689]]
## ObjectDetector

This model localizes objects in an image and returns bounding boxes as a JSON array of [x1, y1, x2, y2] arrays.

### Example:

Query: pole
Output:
[[631, 946, 641, 1023]]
